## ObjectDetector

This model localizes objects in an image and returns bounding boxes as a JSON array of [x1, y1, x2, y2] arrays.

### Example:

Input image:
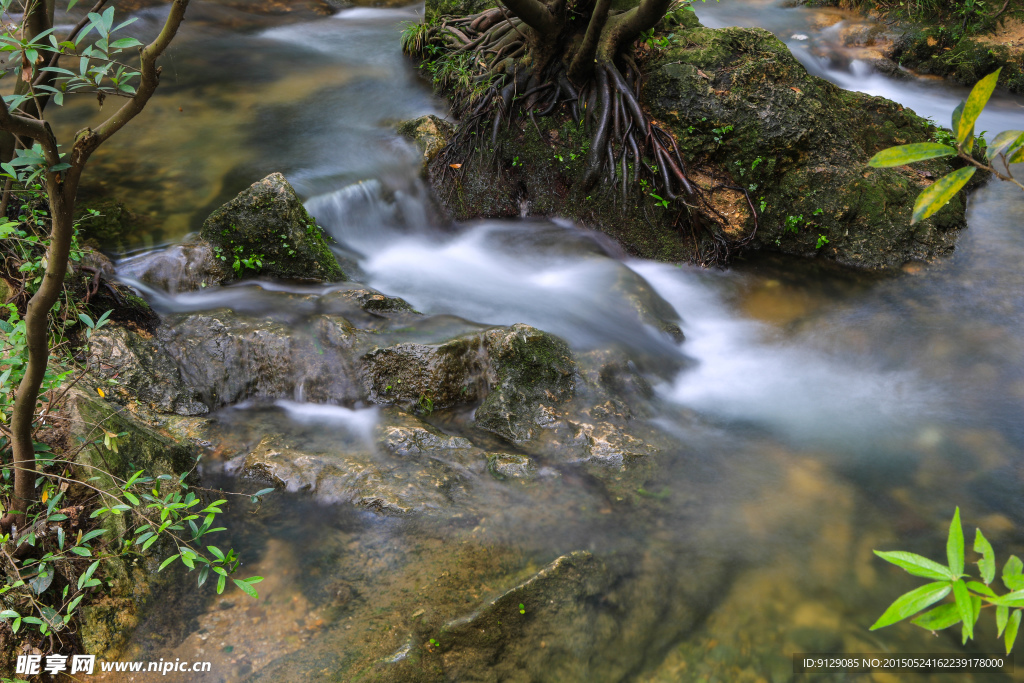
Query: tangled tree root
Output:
[[404, 2, 759, 266]]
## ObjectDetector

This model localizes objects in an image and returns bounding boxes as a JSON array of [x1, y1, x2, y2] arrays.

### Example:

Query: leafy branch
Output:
[[873, 507, 1024, 654], [868, 68, 1023, 224]]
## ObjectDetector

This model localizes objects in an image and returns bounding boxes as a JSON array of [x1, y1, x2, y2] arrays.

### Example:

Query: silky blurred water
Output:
[[93, 0, 1024, 680]]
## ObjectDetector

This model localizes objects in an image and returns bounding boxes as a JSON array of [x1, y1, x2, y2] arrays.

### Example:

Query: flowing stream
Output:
[[73, 0, 1024, 680]]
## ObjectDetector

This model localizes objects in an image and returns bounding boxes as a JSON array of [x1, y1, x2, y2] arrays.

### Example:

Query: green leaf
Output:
[[998, 604, 1009, 636], [123, 491, 140, 506], [967, 580, 996, 597], [0, 609, 19, 619], [910, 603, 961, 631], [109, 37, 142, 49], [975, 529, 996, 584], [987, 589, 1024, 608], [952, 100, 967, 145], [874, 550, 954, 580], [948, 508, 965, 577], [986, 130, 1024, 160], [1007, 610, 1021, 654], [69, 546, 92, 557], [958, 69, 1002, 145], [1004, 555, 1024, 591], [868, 143, 956, 168], [870, 581, 952, 630], [232, 578, 259, 598], [912, 167, 976, 225], [953, 579, 974, 641], [158, 554, 179, 571], [216, 572, 226, 595]]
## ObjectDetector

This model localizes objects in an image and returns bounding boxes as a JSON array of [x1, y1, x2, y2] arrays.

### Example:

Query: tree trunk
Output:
[[8, 185, 73, 532]]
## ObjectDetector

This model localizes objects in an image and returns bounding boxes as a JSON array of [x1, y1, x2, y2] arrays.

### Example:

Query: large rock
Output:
[[427, 19, 975, 269], [67, 387, 207, 659], [475, 324, 577, 443], [199, 173, 345, 283], [644, 25, 976, 269], [158, 310, 363, 409], [88, 325, 209, 415]]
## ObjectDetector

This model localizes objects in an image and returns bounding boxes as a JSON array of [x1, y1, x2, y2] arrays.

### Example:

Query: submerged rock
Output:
[[397, 114, 456, 164], [242, 410, 479, 513], [200, 173, 345, 283]]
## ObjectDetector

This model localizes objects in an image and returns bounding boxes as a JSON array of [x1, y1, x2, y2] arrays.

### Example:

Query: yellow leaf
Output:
[[97, 387, 105, 398], [41, 490, 48, 503], [912, 166, 976, 225], [449, 163, 462, 169]]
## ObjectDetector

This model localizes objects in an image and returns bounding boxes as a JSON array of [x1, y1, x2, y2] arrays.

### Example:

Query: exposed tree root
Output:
[[404, 1, 758, 266]]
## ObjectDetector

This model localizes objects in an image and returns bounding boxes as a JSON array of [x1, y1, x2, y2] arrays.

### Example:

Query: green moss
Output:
[[892, 27, 1024, 94], [200, 173, 345, 283]]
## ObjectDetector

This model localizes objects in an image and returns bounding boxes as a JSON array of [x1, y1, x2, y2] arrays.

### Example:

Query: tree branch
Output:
[[0, 94, 52, 144], [501, 0, 558, 34], [568, 0, 613, 84], [603, 0, 673, 51], [68, 0, 190, 181]]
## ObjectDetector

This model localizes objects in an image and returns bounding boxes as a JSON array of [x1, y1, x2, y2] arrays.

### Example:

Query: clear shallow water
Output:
[[97, 0, 1024, 680]]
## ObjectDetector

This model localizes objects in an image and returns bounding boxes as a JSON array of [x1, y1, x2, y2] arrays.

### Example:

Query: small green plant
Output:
[[783, 214, 802, 234], [869, 68, 1023, 224], [815, 234, 829, 249], [518, 602, 525, 614], [873, 508, 1024, 654], [711, 124, 733, 146], [512, 156, 522, 168], [650, 192, 670, 209], [418, 393, 434, 415]]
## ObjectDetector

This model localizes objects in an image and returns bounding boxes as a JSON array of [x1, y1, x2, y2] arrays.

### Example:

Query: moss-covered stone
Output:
[[426, 19, 977, 269], [75, 197, 152, 254], [425, 0, 495, 23], [644, 26, 976, 268], [200, 173, 345, 283], [476, 324, 577, 443], [68, 388, 204, 659], [890, 26, 1024, 94]]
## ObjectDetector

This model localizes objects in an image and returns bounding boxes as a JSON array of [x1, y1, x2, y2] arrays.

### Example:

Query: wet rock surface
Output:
[[200, 172, 346, 283], [397, 114, 456, 165], [645, 25, 975, 269], [425, 15, 974, 270]]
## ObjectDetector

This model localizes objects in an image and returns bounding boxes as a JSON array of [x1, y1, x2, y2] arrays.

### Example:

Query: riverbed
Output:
[[66, 0, 1024, 680]]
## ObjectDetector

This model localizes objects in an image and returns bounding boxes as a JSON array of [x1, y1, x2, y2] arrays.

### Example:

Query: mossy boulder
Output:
[[644, 26, 978, 269], [75, 197, 152, 254], [427, 20, 976, 269], [890, 27, 1024, 95], [199, 173, 345, 283], [476, 324, 577, 443], [68, 387, 205, 659]]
